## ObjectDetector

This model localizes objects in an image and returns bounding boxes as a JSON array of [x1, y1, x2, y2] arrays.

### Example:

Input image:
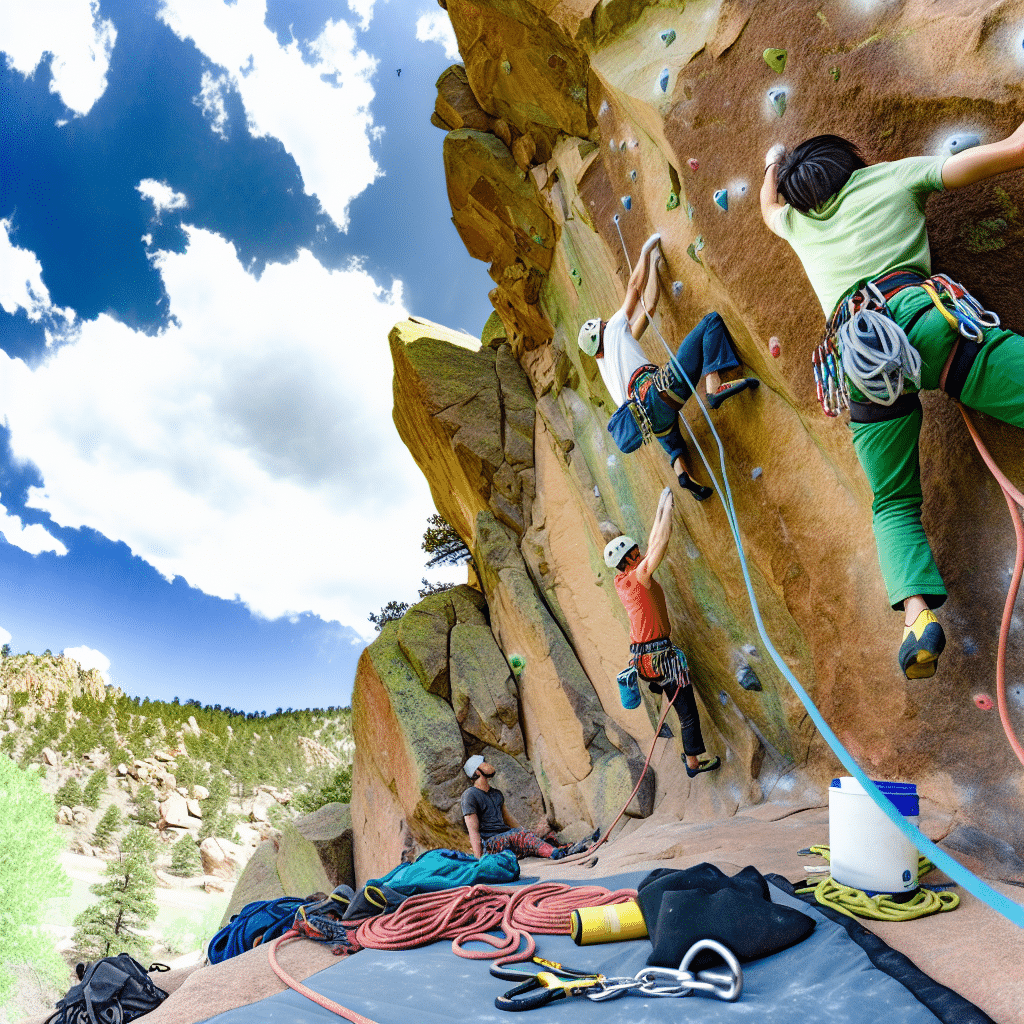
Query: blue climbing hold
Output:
[[718, 691, 729, 706], [661, 29, 676, 46], [659, 68, 670, 93], [620, 195, 631, 210], [768, 87, 787, 118], [630, 169, 637, 181], [751, 467, 762, 480], [944, 132, 980, 155], [672, 281, 683, 298], [713, 189, 728, 211]]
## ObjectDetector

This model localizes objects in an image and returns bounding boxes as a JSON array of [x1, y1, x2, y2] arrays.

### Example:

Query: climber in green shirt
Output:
[[760, 125, 1024, 680]]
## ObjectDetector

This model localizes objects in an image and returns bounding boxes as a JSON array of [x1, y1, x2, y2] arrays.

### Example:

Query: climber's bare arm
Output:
[[942, 121, 1024, 189], [465, 813, 483, 858], [635, 488, 674, 587], [761, 159, 785, 232]]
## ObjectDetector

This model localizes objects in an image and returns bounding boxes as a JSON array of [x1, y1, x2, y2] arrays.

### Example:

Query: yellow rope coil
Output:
[[796, 845, 959, 922]]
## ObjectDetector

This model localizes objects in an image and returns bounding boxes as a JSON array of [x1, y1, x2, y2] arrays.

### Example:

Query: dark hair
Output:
[[777, 135, 867, 213], [616, 545, 640, 572]]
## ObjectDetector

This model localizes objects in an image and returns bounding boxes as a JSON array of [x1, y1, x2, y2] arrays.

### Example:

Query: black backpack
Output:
[[46, 954, 169, 1024]]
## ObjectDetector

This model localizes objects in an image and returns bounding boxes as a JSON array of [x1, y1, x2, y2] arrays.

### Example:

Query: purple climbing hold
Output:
[[713, 189, 728, 211]]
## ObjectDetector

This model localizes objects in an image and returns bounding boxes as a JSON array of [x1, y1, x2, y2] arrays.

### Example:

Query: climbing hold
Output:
[[666, 191, 680, 210], [751, 467, 763, 481], [659, 68, 670, 93], [599, 100, 609, 115], [628, 139, 640, 149], [609, 139, 617, 150], [620, 195, 632, 210], [530, 232, 544, 244], [974, 693, 994, 711], [737, 666, 762, 691], [694, 235, 705, 251], [687, 158, 699, 172], [763, 47, 787, 73], [769, 336, 781, 357], [619, 140, 627, 152], [672, 281, 683, 298], [509, 654, 525, 677], [501, 60, 511, 75], [686, 243, 702, 264], [630, 169, 637, 181], [660, 29, 676, 46], [713, 189, 728, 210], [686, 203, 694, 221], [718, 691, 729, 706], [768, 87, 787, 118], [829, 65, 840, 83], [570, 267, 582, 287], [944, 132, 981, 155]]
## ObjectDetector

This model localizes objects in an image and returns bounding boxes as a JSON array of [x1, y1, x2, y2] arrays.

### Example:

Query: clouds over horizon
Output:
[[0, 221, 436, 634]]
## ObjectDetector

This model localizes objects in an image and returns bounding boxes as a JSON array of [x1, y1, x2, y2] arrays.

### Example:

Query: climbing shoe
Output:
[[564, 829, 601, 857], [677, 471, 713, 501], [707, 377, 759, 410], [899, 610, 946, 679], [685, 755, 721, 779]]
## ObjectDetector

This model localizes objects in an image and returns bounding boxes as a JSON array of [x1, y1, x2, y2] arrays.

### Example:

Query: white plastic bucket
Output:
[[828, 777, 920, 894]]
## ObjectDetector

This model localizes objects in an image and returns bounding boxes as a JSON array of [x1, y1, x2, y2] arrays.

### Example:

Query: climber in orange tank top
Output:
[[607, 487, 721, 778]]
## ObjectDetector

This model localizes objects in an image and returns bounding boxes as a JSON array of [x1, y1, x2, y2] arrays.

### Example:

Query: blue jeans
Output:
[[635, 312, 739, 465]]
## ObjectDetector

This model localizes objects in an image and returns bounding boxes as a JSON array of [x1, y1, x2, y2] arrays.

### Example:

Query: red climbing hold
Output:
[[974, 693, 994, 711], [769, 336, 781, 358], [687, 158, 699, 172]]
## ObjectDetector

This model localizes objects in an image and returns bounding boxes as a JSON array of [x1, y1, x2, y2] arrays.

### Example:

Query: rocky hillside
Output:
[[350, 0, 1024, 884]]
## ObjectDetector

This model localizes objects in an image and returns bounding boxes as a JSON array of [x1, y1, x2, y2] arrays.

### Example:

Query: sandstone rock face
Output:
[[371, 0, 1024, 881]]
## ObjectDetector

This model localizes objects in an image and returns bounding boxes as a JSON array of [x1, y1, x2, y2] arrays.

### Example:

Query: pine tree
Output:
[[121, 825, 157, 863], [422, 513, 472, 568], [169, 835, 202, 877], [92, 804, 122, 849], [134, 784, 159, 827], [82, 769, 107, 810], [367, 600, 409, 632], [72, 850, 158, 961], [0, 757, 71, 1006], [54, 776, 84, 810]]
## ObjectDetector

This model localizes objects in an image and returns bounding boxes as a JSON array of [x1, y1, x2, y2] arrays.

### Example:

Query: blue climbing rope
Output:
[[611, 216, 1024, 929]]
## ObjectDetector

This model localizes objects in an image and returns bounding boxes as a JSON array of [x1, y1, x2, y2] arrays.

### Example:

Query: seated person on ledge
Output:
[[578, 232, 759, 501], [460, 756, 598, 860]]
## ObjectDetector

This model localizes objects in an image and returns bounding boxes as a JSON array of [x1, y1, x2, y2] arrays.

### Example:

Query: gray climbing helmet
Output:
[[839, 308, 922, 406], [604, 535, 637, 569], [578, 318, 602, 357]]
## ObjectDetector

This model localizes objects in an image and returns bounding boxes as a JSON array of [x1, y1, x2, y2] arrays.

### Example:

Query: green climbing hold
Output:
[[660, 29, 676, 46], [686, 242, 702, 265], [763, 48, 787, 73], [686, 203, 694, 221], [829, 65, 840, 83], [531, 233, 544, 244], [570, 267, 582, 288], [695, 235, 705, 251], [666, 192, 680, 211], [509, 654, 526, 676], [501, 60, 511, 75]]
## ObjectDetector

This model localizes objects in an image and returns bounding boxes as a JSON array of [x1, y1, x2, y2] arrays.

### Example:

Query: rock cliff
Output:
[[351, 0, 1024, 884]]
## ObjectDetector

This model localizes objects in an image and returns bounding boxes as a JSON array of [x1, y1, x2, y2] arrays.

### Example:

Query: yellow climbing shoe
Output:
[[899, 610, 946, 680]]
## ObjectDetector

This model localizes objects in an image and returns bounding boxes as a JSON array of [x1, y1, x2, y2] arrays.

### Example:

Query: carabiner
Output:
[[495, 971, 603, 1011]]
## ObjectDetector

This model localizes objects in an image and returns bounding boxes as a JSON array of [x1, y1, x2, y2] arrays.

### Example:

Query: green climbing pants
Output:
[[849, 288, 1024, 609]]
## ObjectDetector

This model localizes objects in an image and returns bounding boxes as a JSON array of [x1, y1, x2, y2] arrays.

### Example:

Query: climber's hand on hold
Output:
[[764, 143, 786, 170]]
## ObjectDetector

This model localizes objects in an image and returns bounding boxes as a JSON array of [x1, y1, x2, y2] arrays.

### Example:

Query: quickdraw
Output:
[[812, 337, 849, 416], [493, 939, 743, 1010], [920, 273, 1000, 342]]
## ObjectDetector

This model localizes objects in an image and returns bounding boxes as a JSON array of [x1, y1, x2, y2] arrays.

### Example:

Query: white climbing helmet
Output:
[[604, 535, 638, 569], [578, 318, 602, 356], [839, 308, 922, 406]]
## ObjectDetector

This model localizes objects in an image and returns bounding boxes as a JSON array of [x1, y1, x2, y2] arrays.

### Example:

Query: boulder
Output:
[[200, 837, 245, 880], [41, 747, 58, 766], [159, 792, 192, 830], [186, 798, 203, 819], [57, 806, 73, 825], [278, 803, 355, 895], [191, 784, 210, 801], [246, 791, 275, 823]]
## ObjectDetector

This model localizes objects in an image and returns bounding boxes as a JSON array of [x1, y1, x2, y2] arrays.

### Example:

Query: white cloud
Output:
[[0, 219, 75, 330], [194, 70, 230, 138], [0, 494, 68, 556], [62, 645, 110, 682], [346, 0, 375, 32], [137, 179, 189, 218], [0, 225, 439, 635], [0, 0, 116, 116], [415, 11, 459, 61], [0, 626, 12, 646], [158, 0, 379, 230]]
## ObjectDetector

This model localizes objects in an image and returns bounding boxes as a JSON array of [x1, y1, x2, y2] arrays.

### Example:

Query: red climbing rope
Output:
[[267, 929, 379, 1024], [959, 406, 1024, 767], [355, 881, 636, 966]]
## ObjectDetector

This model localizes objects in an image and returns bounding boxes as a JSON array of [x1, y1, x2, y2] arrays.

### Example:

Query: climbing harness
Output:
[[629, 638, 689, 693], [609, 213, 1024, 929], [795, 845, 959, 922], [494, 938, 742, 1009]]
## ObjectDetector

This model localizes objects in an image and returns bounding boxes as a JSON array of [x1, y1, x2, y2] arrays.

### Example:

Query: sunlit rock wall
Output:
[[375, 0, 1024, 880]]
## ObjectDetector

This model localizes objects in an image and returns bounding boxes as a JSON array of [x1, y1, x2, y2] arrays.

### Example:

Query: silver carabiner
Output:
[[678, 938, 744, 1002]]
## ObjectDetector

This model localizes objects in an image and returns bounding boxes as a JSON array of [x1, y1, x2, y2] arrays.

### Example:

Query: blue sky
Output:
[[0, 0, 494, 711]]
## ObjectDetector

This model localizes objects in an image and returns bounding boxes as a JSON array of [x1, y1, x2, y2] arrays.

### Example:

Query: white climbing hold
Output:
[[768, 87, 787, 118], [599, 100, 609, 115], [944, 132, 980, 155], [609, 139, 617, 150], [672, 281, 683, 298]]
